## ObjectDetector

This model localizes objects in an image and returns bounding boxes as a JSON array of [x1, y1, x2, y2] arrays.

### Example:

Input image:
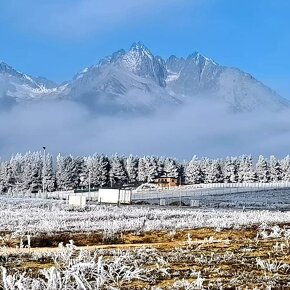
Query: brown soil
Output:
[[1, 226, 290, 288]]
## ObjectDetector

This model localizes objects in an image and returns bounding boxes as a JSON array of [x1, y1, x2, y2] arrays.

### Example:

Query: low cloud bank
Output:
[[0, 99, 290, 160]]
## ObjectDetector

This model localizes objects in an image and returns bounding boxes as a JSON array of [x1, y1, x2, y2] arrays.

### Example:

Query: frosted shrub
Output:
[[171, 274, 204, 290], [256, 258, 290, 273], [52, 240, 76, 267]]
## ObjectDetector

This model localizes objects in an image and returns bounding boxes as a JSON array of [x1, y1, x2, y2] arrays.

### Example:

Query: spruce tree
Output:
[[185, 156, 204, 184], [256, 155, 270, 182]]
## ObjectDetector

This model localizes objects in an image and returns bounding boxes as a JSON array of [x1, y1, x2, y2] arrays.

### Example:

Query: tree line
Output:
[[0, 153, 289, 193]]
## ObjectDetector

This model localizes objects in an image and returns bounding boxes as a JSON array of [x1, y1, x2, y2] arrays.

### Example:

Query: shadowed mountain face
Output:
[[0, 42, 289, 114]]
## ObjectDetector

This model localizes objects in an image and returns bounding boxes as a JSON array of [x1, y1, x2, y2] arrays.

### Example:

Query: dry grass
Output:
[[1, 225, 290, 288]]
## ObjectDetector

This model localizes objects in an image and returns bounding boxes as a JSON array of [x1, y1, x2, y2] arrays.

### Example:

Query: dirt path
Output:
[[0, 227, 259, 255], [0, 240, 186, 254]]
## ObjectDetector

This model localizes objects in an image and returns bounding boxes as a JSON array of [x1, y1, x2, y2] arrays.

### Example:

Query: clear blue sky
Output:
[[1, 0, 290, 97]]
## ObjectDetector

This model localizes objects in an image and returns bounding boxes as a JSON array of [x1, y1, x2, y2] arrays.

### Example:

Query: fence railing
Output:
[[132, 182, 290, 200], [5, 182, 290, 203], [133, 181, 290, 193]]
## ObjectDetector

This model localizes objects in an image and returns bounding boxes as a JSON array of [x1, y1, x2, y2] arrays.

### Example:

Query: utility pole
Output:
[[42, 146, 46, 196], [88, 169, 91, 200], [42, 146, 46, 208]]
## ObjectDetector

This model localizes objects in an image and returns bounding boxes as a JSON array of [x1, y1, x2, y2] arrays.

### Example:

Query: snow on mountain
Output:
[[0, 43, 289, 113], [165, 53, 288, 111], [59, 42, 178, 114], [0, 62, 58, 109]]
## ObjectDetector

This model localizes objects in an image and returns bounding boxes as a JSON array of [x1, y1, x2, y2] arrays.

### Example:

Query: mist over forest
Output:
[[1, 98, 290, 160]]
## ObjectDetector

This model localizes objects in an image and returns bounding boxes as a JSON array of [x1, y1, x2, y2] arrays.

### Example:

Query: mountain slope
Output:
[[165, 53, 289, 111], [0, 43, 289, 113], [59, 42, 179, 114], [0, 62, 57, 109]]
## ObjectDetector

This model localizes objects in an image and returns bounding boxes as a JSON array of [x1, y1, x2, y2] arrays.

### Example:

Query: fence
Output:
[[5, 182, 290, 208], [133, 181, 290, 193], [132, 182, 290, 201]]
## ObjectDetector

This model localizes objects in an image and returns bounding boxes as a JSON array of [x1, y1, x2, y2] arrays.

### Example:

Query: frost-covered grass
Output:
[[2, 196, 290, 289], [2, 226, 290, 289], [1, 196, 290, 237]]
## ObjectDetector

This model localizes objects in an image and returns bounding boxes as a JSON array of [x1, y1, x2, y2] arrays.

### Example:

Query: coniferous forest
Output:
[[0, 153, 289, 193]]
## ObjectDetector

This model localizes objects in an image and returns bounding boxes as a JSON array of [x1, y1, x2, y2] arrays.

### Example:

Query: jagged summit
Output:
[[129, 41, 153, 57], [187, 51, 218, 65], [0, 61, 24, 78]]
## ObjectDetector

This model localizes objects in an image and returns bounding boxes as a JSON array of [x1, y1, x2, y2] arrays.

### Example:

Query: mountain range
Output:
[[0, 42, 289, 113]]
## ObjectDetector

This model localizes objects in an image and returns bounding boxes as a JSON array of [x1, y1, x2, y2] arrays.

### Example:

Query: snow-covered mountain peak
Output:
[[187, 52, 217, 66], [0, 61, 23, 78], [129, 42, 153, 57], [121, 42, 154, 69], [113, 42, 166, 87], [1, 43, 289, 113]]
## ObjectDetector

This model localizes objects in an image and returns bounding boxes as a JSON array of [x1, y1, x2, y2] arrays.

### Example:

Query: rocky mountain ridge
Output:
[[0, 42, 288, 113]]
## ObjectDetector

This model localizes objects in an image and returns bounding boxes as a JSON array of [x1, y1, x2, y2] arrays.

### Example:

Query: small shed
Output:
[[68, 195, 87, 208], [98, 188, 131, 204]]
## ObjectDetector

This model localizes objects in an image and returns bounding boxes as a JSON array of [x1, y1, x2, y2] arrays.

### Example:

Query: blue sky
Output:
[[1, 0, 290, 97]]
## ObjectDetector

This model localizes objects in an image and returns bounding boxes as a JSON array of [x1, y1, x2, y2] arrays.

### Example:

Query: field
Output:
[[133, 187, 290, 211], [1, 195, 290, 289]]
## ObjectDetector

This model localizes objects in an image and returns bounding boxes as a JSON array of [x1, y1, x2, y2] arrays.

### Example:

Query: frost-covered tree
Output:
[[163, 157, 179, 178], [145, 156, 159, 182], [238, 155, 257, 183], [178, 161, 186, 185], [42, 153, 55, 192], [9, 153, 25, 191], [156, 156, 165, 177], [281, 155, 290, 181], [206, 160, 223, 183], [223, 157, 238, 183], [256, 155, 270, 182], [269, 155, 282, 182], [109, 154, 127, 186], [185, 156, 204, 184], [56, 155, 79, 190], [0, 162, 14, 193], [125, 155, 138, 184], [200, 158, 211, 183], [137, 157, 147, 183], [21, 152, 42, 192], [84, 154, 109, 188]]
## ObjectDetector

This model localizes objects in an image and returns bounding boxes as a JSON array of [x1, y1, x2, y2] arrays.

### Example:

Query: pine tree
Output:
[[137, 157, 147, 183], [281, 155, 290, 181], [0, 162, 14, 193], [269, 155, 282, 182], [145, 156, 158, 182], [125, 155, 138, 184], [238, 155, 257, 183], [256, 155, 270, 182], [206, 160, 223, 183], [56, 155, 79, 190], [109, 154, 127, 186], [156, 157, 165, 177], [9, 153, 24, 192], [163, 158, 179, 178], [223, 157, 238, 183], [84, 154, 109, 188], [185, 156, 204, 184], [42, 153, 55, 192], [201, 158, 212, 184], [21, 152, 42, 192]]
